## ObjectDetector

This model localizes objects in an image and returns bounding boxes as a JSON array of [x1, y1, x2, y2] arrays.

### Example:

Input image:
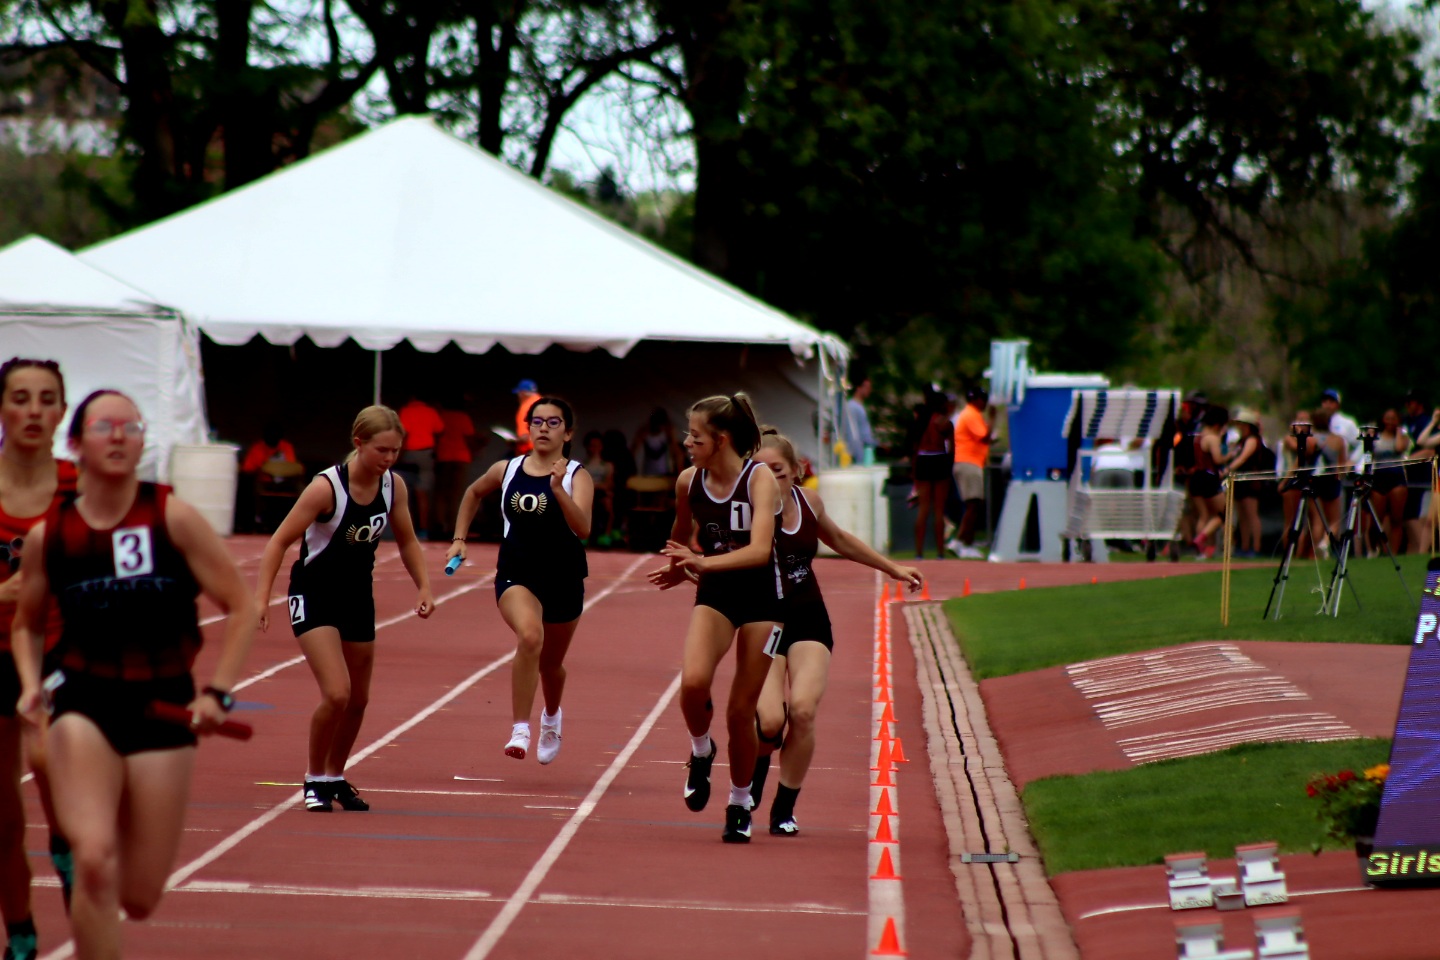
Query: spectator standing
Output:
[[1171, 391, 1207, 553], [434, 394, 477, 543], [1318, 388, 1360, 460], [1367, 408, 1410, 557], [946, 387, 992, 559], [1402, 390, 1435, 554], [1225, 409, 1272, 558], [633, 407, 681, 477], [513, 379, 540, 455], [910, 389, 953, 559], [840, 377, 877, 465], [238, 421, 299, 533], [582, 431, 615, 546], [398, 394, 445, 539]]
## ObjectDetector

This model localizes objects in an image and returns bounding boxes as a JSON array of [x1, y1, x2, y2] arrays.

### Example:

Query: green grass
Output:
[[1024, 739, 1391, 875], [945, 554, 1431, 680]]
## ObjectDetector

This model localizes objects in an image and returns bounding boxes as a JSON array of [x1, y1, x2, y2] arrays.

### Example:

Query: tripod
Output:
[[1264, 429, 1344, 621], [1323, 432, 1417, 616]]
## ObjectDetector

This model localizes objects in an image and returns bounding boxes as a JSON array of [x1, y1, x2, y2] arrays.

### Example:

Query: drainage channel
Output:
[[901, 601, 1080, 960]]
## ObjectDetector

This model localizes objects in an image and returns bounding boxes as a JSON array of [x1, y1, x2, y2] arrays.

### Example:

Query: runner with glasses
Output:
[[254, 405, 434, 813], [0, 358, 76, 960], [10, 389, 256, 960], [447, 397, 592, 763]]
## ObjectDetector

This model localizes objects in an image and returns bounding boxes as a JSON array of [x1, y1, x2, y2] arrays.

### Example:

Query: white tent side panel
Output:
[[0, 312, 209, 482]]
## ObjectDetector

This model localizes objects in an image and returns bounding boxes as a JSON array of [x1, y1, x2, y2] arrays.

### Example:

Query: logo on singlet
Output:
[[345, 513, 388, 544], [784, 557, 811, 586], [0, 535, 22, 574], [510, 490, 549, 515]]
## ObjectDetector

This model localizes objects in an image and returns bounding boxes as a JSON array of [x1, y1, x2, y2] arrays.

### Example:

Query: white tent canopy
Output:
[[81, 115, 848, 364], [0, 235, 209, 482]]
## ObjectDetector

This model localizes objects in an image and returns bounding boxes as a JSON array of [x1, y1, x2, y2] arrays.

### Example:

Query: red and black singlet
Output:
[[0, 458, 78, 653], [44, 482, 202, 681]]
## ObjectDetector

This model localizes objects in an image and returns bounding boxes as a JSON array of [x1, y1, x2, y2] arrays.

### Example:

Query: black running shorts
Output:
[[695, 568, 780, 629], [50, 671, 198, 755], [287, 584, 376, 643], [0, 655, 17, 719], [775, 599, 833, 655], [496, 573, 585, 624]]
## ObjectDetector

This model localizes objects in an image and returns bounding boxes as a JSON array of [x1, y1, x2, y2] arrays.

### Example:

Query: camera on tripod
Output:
[[1290, 422, 1312, 441], [1359, 424, 1379, 455]]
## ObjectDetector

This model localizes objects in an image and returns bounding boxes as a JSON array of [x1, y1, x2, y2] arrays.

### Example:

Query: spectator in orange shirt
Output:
[[947, 388, 993, 559], [513, 379, 540, 455], [435, 394, 478, 542], [239, 422, 299, 533], [398, 394, 445, 539]]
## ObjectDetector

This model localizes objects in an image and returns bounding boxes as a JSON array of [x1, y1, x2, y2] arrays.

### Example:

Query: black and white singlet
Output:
[[689, 460, 783, 627], [286, 464, 393, 641], [774, 487, 833, 654]]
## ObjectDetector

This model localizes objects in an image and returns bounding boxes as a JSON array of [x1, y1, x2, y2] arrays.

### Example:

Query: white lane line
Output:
[[535, 892, 861, 915], [253, 783, 580, 800], [179, 880, 493, 901], [1077, 884, 1374, 920], [460, 670, 682, 960]]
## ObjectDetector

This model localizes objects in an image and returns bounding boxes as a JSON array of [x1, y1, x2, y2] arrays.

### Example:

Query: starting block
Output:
[[1175, 920, 1255, 960], [1254, 909, 1308, 960], [1166, 851, 1215, 910], [1236, 843, 1288, 907], [1211, 877, 1245, 911]]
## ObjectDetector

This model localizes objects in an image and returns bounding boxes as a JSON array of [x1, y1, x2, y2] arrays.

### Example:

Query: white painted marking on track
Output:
[[178, 880, 493, 901], [1076, 883, 1374, 920], [460, 671, 682, 960], [534, 892, 862, 914]]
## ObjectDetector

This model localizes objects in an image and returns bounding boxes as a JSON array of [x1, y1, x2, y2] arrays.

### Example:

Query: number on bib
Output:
[[763, 624, 783, 658], [731, 501, 752, 531], [112, 527, 154, 579], [289, 595, 306, 625]]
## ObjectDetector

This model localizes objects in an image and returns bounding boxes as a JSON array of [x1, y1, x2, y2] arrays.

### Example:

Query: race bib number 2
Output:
[[289, 595, 306, 625], [112, 526, 154, 579]]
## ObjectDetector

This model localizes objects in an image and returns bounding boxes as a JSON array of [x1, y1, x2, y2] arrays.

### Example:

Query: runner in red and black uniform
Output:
[[0, 358, 75, 960], [650, 393, 783, 844], [10, 389, 256, 960], [749, 429, 922, 836]]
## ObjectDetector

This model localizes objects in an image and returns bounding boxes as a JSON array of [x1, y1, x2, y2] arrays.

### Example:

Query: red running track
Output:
[[20, 538, 969, 959]]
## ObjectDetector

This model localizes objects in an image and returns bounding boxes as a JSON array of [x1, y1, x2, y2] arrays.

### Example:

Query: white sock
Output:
[[728, 782, 753, 809], [691, 733, 712, 757], [541, 708, 561, 726], [307, 773, 341, 783], [512, 721, 531, 736]]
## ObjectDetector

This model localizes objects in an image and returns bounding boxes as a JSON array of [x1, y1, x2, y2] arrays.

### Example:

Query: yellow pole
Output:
[[1221, 473, 1236, 627]]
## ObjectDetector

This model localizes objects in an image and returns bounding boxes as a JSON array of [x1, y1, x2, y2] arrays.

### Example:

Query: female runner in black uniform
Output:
[[446, 397, 592, 763], [11, 389, 256, 960], [651, 393, 782, 843], [0, 359, 75, 960], [254, 406, 434, 812], [750, 429, 922, 835]]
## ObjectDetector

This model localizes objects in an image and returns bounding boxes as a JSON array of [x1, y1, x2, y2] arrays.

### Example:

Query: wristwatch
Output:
[[201, 685, 235, 712]]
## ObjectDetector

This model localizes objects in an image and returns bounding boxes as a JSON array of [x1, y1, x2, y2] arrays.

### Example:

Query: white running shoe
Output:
[[537, 709, 563, 765], [957, 544, 985, 560], [505, 723, 531, 760], [944, 538, 961, 556]]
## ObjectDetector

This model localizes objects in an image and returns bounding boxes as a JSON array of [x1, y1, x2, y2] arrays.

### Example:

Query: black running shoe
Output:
[[3, 933, 37, 960], [770, 816, 800, 837], [303, 780, 333, 812], [330, 780, 370, 811], [683, 743, 716, 812], [722, 803, 752, 844], [50, 842, 74, 912]]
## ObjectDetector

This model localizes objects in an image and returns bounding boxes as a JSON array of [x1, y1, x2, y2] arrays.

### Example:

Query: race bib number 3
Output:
[[112, 526, 154, 579], [289, 595, 306, 625]]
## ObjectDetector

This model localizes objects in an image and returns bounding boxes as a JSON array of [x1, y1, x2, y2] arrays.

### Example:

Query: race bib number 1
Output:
[[731, 502, 752, 531], [112, 526, 154, 579], [764, 625, 783, 658]]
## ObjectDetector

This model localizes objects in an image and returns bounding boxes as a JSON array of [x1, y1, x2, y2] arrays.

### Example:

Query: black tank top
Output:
[[689, 460, 783, 600], [44, 483, 201, 680], [776, 488, 823, 606], [290, 464, 393, 593], [497, 456, 587, 581]]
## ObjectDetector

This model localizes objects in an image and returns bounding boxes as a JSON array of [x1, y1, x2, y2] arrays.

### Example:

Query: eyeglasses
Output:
[[529, 416, 564, 429], [84, 418, 146, 437]]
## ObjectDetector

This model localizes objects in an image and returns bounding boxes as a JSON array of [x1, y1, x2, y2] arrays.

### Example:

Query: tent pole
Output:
[[817, 354, 826, 471], [373, 350, 382, 406]]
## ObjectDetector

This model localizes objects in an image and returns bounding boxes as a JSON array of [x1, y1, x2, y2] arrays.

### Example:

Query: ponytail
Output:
[[345, 405, 404, 463], [689, 392, 762, 458]]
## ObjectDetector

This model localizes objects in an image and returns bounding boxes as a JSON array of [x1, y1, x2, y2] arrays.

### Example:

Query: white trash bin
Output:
[[169, 444, 240, 536], [817, 465, 890, 556]]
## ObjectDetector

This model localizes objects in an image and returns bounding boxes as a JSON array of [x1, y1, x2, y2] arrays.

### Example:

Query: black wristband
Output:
[[201, 685, 235, 712]]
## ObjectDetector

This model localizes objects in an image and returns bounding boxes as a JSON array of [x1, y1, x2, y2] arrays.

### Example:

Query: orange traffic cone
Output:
[[920, 579, 931, 601], [872, 738, 893, 770], [872, 815, 895, 843], [963, 577, 971, 597], [1091, 576, 1098, 585], [889, 737, 909, 763], [875, 684, 891, 704], [870, 847, 901, 880], [874, 722, 892, 741], [879, 581, 890, 603], [872, 917, 907, 956], [1018, 577, 1027, 590], [872, 762, 894, 787], [872, 790, 895, 816], [878, 702, 896, 723]]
